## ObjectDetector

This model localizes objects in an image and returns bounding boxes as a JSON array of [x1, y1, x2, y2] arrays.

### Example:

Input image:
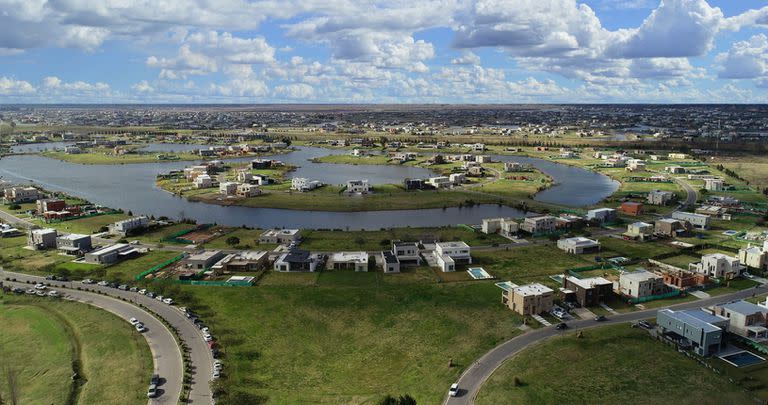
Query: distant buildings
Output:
[[3, 186, 42, 204], [346, 179, 370, 194], [481, 217, 519, 237], [586, 208, 616, 223], [291, 177, 323, 192], [427, 176, 452, 189], [672, 211, 710, 230], [259, 229, 301, 245], [704, 178, 725, 191], [110, 216, 149, 236]]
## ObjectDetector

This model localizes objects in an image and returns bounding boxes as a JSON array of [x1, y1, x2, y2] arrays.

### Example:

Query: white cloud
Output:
[[147, 45, 218, 79], [716, 34, 768, 80], [274, 83, 315, 99], [451, 51, 480, 65], [0, 77, 35, 95], [131, 80, 155, 93], [185, 31, 275, 64]]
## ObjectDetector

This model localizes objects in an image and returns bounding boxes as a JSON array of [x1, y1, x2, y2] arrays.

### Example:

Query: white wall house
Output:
[[557, 237, 601, 254], [689, 253, 744, 279]]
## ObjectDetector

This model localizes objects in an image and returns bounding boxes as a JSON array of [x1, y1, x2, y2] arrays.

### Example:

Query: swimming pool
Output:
[[467, 267, 493, 280], [720, 351, 765, 368]]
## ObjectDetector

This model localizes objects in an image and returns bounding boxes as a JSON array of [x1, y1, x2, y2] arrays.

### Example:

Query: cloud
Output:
[[131, 80, 155, 93], [0, 77, 35, 95], [185, 31, 275, 64], [716, 34, 768, 80], [274, 83, 315, 99], [451, 51, 480, 65], [147, 45, 218, 79]]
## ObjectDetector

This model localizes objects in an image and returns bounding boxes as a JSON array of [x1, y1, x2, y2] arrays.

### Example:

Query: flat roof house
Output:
[[291, 177, 322, 192], [657, 309, 728, 356], [561, 276, 613, 307], [619, 201, 643, 216], [210, 251, 269, 274], [500, 282, 554, 316], [586, 208, 616, 223], [274, 249, 320, 272], [56, 234, 93, 256], [392, 242, 421, 266], [520, 215, 556, 234], [618, 269, 666, 299], [328, 251, 369, 272], [259, 229, 301, 245], [109, 216, 149, 236], [654, 218, 690, 238], [647, 189, 675, 206], [689, 253, 744, 279], [672, 211, 710, 230], [481, 217, 519, 236], [346, 180, 370, 194], [434, 241, 472, 272], [379, 251, 400, 273], [711, 301, 768, 339], [739, 241, 768, 271], [427, 176, 452, 189], [27, 228, 57, 250], [3, 186, 42, 204], [183, 250, 226, 271], [557, 237, 600, 254], [624, 221, 654, 241], [84, 243, 139, 264]]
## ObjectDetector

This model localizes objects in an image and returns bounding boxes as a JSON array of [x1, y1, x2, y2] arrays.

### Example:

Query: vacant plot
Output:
[[185, 281, 522, 404], [469, 244, 591, 286], [33, 212, 130, 235], [300, 227, 508, 251], [477, 324, 753, 405], [598, 237, 679, 260], [102, 250, 183, 281]]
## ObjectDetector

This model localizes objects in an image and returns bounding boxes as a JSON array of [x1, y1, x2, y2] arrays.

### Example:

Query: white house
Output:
[[110, 216, 149, 236], [291, 177, 322, 192], [449, 173, 466, 185], [219, 181, 238, 196], [504, 161, 525, 172], [481, 217, 519, 236], [672, 211, 710, 230], [586, 208, 616, 223], [520, 215, 556, 234], [647, 189, 675, 205], [626, 159, 647, 172], [427, 176, 452, 189], [624, 221, 654, 241], [689, 253, 744, 279], [346, 179, 370, 193], [236, 183, 261, 197], [619, 270, 666, 299], [557, 237, 601, 254], [260, 229, 301, 244], [739, 241, 768, 271], [194, 174, 214, 189], [434, 241, 472, 272], [328, 251, 369, 272], [704, 178, 725, 191]]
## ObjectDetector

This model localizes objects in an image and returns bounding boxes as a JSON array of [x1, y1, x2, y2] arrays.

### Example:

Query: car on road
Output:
[[150, 374, 160, 386], [129, 317, 141, 326], [45, 275, 56, 280], [47, 290, 60, 298], [35, 291, 47, 297], [146, 384, 158, 398], [118, 284, 129, 290], [129, 286, 138, 292], [155, 295, 164, 302], [34, 283, 47, 290], [26, 288, 37, 295], [594, 315, 607, 322], [11, 287, 24, 294], [162, 297, 173, 305], [449, 383, 459, 397], [146, 292, 156, 298], [82, 278, 95, 284], [138, 289, 147, 295], [97, 280, 109, 286], [135, 323, 146, 333], [555, 322, 568, 330]]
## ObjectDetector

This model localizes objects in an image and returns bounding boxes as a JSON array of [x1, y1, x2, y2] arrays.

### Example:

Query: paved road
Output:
[[445, 285, 768, 405], [0, 208, 34, 229], [673, 176, 698, 208], [2, 279, 182, 404], [1, 270, 215, 405]]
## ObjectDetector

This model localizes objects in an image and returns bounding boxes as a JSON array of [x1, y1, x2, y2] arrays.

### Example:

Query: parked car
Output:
[[35, 291, 47, 297], [555, 322, 568, 330], [211, 369, 221, 380], [146, 292, 156, 298], [594, 315, 607, 322], [12, 287, 24, 294], [129, 286, 138, 292], [155, 295, 164, 302], [150, 374, 160, 386], [34, 283, 47, 290], [82, 278, 95, 284], [129, 317, 141, 326], [97, 280, 109, 286], [26, 288, 37, 295], [135, 323, 146, 333], [118, 284, 129, 291], [449, 383, 459, 397], [162, 298, 173, 305], [146, 384, 157, 398], [138, 289, 147, 295], [47, 290, 60, 298], [45, 275, 56, 280]]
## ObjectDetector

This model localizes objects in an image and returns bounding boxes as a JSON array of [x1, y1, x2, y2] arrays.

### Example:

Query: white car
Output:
[[203, 334, 213, 342], [211, 369, 221, 379], [82, 278, 95, 284], [47, 290, 60, 298], [201, 327, 210, 334], [34, 283, 47, 290], [97, 280, 109, 286], [135, 323, 146, 333], [155, 295, 164, 302], [129, 317, 140, 326], [163, 297, 174, 305], [138, 289, 147, 295], [449, 383, 459, 397]]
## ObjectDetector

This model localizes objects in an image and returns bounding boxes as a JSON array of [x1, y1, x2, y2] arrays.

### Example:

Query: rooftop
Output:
[[330, 251, 368, 263], [565, 276, 612, 290], [718, 300, 768, 316], [187, 250, 223, 261], [659, 309, 725, 333], [513, 283, 554, 297]]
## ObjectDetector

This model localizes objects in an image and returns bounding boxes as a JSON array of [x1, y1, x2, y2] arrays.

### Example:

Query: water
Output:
[[0, 145, 618, 229], [11, 142, 73, 153]]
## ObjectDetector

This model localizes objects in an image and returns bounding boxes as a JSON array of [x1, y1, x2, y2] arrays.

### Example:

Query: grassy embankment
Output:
[[476, 324, 754, 404], [0, 295, 152, 405]]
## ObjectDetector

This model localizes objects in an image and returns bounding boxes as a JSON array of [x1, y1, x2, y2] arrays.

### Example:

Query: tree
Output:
[[226, 236, 241, 247]]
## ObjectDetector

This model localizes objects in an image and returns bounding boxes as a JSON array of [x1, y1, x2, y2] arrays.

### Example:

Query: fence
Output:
[[161, 224, 212, 244], [456, 224, 476, 233], [164, 279, 253, 287], [43, 210, 121, 224], [135, 254, 185, 281], [566, 263, 620, 279], [627, 290, 681, 304]]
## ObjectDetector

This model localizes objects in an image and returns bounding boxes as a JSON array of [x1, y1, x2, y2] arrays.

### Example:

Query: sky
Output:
[[0, 0, 767, 104]]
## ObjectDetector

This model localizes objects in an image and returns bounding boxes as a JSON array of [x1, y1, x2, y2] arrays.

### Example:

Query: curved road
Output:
[[446, 284, 768, 404], [1, 270, 214, 405], [2, 279, 182, 404]]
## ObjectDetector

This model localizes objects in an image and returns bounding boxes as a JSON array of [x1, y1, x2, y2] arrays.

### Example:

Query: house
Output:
[[64, 146, 81, 154], [84, 243, 139, 264], [0, 224, 19, 238], [618, 270, 666, 299], [291, 177, 322, 192], [251, 159, 273, 169], [194, 174, 215, 189], [619, 202, 643, 216], [656, 309, 727, 356], [434, 241, 472, 272], [182, 250, 226, 271], [739, 241, 768, 271], [327, 251, 369, 272], [561, 276, 614, 307], [695, 205, 727, 218], [557, 237, 600, 254], [109, 216, 149, 236], [704, 178, 725, 191], [654, 218, 690, 238], [672, 211, 710, 230], [379, 251, 400, 273], [500, 283, 554, 316], [274, 249, 320, 272], [404, 178, 428, 190], [449, 173, 466, 185], [586, 208, 616, 223], [219, 182, 238, 196], [504, 161, 525, 172], [475, 155, 491, 163], [668, 153, 689, 159], [210, 251, 269, 274], [3, 186, 42, 203], [624, 221, 654, 241], [56, 234, 92, 255], [346, 179, 370, 194], [467, 166, 485, 177], [661, 268, 710, 289], [665, 165, 686, 174], [27, 228, 57, 249], [259, 229, 301, 245], [711, 301, 768, 339], [36, 199, 66, 214], [520, 215, 556, 234], [236, 183, 261, 197], [427, 176, 452, 189], [392, 242, 421, 266], [647, 190, 675, 205], [236, 170, 254, 183], [626, 159, 647, 171], [481, 217, 519, 236], [689, 253, 744, 279]]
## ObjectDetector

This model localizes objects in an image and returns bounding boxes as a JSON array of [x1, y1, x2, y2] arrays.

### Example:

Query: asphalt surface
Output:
[[1, 279, 182, 405], [445, 284, 768, 405], [1, 269, 215, 405]]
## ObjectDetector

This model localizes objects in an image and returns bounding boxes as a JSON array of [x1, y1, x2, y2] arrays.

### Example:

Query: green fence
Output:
[[44, 209, 121, 223], [456, 224, 476, 233], [162, 279, 253, 287], [161, 224, 212, 244], [627, 290, 681, 304], [566, 263, 620, 279], [135, 254, 185, 281]]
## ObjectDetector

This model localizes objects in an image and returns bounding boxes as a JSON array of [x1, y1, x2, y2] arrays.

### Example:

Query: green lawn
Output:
[[33, 212, 130, 234], [0, 295, 152, 405], [597, 237, 680, 260], [300, 227, 508, 251], [471, 244, 592, 287], [102, 250, 182, 281], [477, 324, 753, 405], [183, 281, 523, 404], [41, 149, 200, 164]]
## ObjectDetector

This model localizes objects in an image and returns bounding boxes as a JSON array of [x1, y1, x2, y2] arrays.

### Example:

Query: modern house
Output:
[[327, 251, 369, 272], [236, 183, 261, 197], [661, 268, 710, 290], [392, 242, 421, 266], [624, 221, 654, 241], [739, 241, 768, 271], [210, 251, 269, 274], [109, 216, 149, 236], [182, 250, 226, 271], [56, 234, 93, 255], [689, 253, 744, 279], [618, 270, 666, 299], [671, 211, 710, 230], [504, 161, 526, 172], [449, 173, 466, 185], [379, 251, 400, 273], [520, 215, 556, 234], [259, 229, 301, 245], [704, 178, 725, 191], [656, 308, 728, 356], [346, 180, 370, 194], [219, 181, 238, 196], [27, 228, 58, 250], [561, 276, 613, 307], [291, 177, 322, 192], [194, 174, 215, 189], [3, 186, 42, 203], [619, 202, 643, 216], [36, 199, 66, 214], [434, 241, 472, 272], [84, 243, 139, 264], [654, 218, 690, 238], [427, 176, 452, 189], [273, 249, 320, 272], [586, 208, 616, 223], [647, 189, 675, 205], [501, 282, 554, 316], [481, 217, 519, 236], [626, 159, 647, 171], [710, 301, 768, 339], [557, 237, 600, 254]]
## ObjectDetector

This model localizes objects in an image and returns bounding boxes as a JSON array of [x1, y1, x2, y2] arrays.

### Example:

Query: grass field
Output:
[[184, 279, 522, 404], [41, 149, 201, 164], [476, 324, 753, 405], [0, 295, 152, 405], [32, 212, 130, 234], [471, 244, 592, 287], [300, 227, 508, 251]]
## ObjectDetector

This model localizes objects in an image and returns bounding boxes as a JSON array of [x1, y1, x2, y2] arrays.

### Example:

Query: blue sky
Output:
[[0, 0, 766, 103]]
